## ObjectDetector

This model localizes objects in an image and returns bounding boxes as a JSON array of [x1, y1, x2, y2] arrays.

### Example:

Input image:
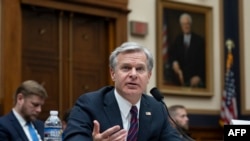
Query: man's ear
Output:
[[147, 71, 152, 83], [17, 93, 24, 100], [110, 68, 115, 81], [16, 93, 24, 104]]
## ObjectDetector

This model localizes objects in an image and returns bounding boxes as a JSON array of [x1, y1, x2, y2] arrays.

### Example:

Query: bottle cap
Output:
[[50, 110, 58, 115]]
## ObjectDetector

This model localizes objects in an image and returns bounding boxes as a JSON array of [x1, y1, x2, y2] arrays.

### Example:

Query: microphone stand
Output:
[[150, 88, 195, 141]]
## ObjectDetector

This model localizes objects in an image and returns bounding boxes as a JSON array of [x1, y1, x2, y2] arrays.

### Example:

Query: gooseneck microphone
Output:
[[150, 87, 164, 101], [150, 87, 195, 141]]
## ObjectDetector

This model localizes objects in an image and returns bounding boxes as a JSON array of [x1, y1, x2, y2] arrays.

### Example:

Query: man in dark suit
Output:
[[169, 13, 205, 87], [0, 80, 48, 141], [63, 42, 182, 141]]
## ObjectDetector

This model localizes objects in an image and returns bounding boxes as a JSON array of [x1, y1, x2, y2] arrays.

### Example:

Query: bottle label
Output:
[[44, 127, 62, 138]]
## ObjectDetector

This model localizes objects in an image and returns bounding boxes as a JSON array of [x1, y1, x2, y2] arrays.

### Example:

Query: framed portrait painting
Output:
[[156, 1, 213, 96]]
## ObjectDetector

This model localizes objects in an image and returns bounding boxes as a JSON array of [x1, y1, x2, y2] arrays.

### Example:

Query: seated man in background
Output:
[[63, 42, 182, 141], [0, 80, 48, 141], [169, 104, 191, 140]]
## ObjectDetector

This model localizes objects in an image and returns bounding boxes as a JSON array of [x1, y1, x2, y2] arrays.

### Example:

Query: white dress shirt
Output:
[[184, 34, 191, 47], [114, 89, 140, 131], [12, 109, 42, 141]]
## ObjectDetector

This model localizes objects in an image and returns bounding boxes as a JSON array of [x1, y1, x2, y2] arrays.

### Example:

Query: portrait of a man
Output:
[[163, 12, 206, 88]]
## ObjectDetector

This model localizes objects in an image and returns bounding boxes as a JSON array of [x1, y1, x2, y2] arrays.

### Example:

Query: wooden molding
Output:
[[21, 0, 130, 15]]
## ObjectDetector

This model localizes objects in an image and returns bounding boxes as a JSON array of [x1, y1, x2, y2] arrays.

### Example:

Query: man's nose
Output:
[[36, 106, 42, 113], [130, 68, 137, 78]]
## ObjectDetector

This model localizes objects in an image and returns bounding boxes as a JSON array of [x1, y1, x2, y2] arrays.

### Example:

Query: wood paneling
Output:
[[21, 6, 110, 120], [0, 0, 128, 119], [1, 0, 22, 114], [22, 6, 61, 119], [22, 0, 128, 9], [70, 13, 109, 104], [189, 127, 224, 141]]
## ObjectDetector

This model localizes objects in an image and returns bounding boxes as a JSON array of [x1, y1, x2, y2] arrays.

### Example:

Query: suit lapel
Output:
[[103, 90, 123, 128], [102, 90, 153, 140], [137, 97, 151, 140], [9, 111, 29, 141]]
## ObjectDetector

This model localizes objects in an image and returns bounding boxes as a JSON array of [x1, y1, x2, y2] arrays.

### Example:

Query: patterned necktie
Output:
[[127, 106, 138, 141], [27, 122, 39, 141]]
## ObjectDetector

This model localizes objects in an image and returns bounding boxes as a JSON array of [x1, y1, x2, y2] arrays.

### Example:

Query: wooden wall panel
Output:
[[69, 13, 109, 106], [0, 0, 128, 119], [22, 59, 60, 120], [23, 0, 128, 11], [189, 127, 224, 141], [22, 6, 60, 120], [1, 0, 22, 114]]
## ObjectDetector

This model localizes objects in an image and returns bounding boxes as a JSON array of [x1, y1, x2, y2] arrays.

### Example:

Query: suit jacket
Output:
[[0, 111, 44, 141], [169, 32, 205, 87], [63, 86, 182, 141]]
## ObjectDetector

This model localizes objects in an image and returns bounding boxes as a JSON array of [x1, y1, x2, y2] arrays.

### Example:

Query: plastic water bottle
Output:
[[44, 110, 62, 141]]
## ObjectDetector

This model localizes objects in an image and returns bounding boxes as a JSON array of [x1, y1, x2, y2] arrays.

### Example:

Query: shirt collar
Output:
[[12, 108, 27, 127], [114, 89, 141, 119]]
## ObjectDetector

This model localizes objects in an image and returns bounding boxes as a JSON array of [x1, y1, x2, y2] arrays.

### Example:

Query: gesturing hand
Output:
[[92, 120, 127, 141], [172, 61, 184, 85], [190, 76, 201, 87]]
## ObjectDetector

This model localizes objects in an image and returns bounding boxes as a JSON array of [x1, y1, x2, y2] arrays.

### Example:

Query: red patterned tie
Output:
[[127, 106, 138, 141]]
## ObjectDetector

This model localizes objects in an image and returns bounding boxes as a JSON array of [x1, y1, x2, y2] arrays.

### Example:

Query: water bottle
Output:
[[44, 110, 62, 141]]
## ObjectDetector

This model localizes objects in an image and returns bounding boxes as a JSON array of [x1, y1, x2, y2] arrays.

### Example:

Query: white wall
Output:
[[128, 0, 157, 95], [128, 0, 223, 113], [242, 0, 250, 113]]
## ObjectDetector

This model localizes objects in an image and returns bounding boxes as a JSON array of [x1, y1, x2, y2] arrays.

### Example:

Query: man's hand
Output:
[[92, 120, 127, 141], [190, 76, 201, 87], [172, 61, 184, 85]]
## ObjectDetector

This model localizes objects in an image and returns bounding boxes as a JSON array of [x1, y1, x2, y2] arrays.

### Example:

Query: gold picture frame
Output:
[[156, 1, 213, 97]]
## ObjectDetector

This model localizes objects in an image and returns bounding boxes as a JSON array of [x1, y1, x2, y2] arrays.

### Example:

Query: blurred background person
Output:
[[169, 104, 190, 139], [0, 80, 48, 141]]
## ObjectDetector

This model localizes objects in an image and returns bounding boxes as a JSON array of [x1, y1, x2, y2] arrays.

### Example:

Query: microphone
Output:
[[150, 87, 195, 141], [150, 87, 164, 101], [150, 87, 168, 110]]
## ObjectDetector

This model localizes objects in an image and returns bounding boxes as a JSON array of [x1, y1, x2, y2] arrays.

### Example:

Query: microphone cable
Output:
[[150, 87, 196, 141]]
